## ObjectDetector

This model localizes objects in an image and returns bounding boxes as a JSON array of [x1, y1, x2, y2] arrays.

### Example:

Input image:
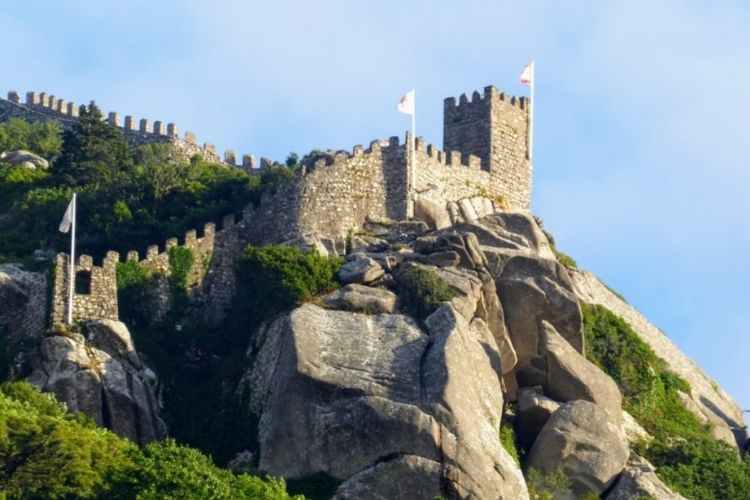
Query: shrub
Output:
[[0, 381, 297, 499], [398, 266, 459, 321], [116, 260, 152, 326], [641, 438, 750, 500], [582, 303, 750, 498], [236, 245, 343, 316], [168, 246, 195, 291], [526, 468, 573, 500]]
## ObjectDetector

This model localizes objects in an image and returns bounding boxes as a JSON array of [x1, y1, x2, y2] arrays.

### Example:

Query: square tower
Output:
[[443, 86, 532, 210]]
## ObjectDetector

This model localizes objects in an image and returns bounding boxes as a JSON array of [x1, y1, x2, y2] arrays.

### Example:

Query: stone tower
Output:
[[443, 86, 532, 210]]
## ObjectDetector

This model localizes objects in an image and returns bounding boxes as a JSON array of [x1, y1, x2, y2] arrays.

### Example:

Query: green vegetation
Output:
[[117, 245, 342, 467], [0, 111, 301, 261], [398, 266, 459, 321], [548, 240, 577, 268], [582, 303, 750, 499], [168, 246, 196, 311], [236, 245, 343, 318], [0, 381, 297, 499], [0, 117, 63, 159], [499, 421, 521, 466], [115, 260, 152, 327], [525, 468, 573, 500]]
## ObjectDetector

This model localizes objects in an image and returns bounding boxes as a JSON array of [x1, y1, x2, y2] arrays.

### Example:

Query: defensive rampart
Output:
[[37, 82, 532, 325]]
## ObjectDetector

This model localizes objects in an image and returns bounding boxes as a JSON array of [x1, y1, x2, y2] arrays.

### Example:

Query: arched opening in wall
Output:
[[75, 271, 92, 295]]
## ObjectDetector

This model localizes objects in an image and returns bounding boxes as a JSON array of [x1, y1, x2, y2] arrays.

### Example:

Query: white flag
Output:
[[59, 197, 74, 233], [520, 61, 534, 86], [397, 89, 415, 115]]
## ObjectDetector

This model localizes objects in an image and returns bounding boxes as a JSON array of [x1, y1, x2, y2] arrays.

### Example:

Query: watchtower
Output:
[[443, 86, 532, 210]]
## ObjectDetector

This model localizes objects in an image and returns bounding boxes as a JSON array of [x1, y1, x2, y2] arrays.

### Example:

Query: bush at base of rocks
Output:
[[0, 381, 297, 499], [396, 265, 459, 321], [237, 244, 344, 315]]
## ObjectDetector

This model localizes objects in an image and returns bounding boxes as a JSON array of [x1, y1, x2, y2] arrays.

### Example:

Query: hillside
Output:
[[1, 91, 749, 499]]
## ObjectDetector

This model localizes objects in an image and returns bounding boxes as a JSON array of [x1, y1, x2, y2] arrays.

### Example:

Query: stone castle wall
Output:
[[0, 90, 262, 167], [41, 82, 533, 325], [443, 86, 531, 210], [52, 252, 119, 325], [295, 138, 409, 238]]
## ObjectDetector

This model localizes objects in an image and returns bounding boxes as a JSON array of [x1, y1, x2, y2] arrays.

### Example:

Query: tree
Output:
[[53, 102, 132, 189]]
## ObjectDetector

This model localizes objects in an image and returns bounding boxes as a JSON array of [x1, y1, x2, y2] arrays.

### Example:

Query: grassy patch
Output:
[[549, 241, 577, 268], [582, 303, 750, 498], [526, 468, 573, 500], [499, 420, 521, 466]]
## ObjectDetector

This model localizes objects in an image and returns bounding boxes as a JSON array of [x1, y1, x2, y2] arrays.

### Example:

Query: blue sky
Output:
[[2, 1, 748, 411]]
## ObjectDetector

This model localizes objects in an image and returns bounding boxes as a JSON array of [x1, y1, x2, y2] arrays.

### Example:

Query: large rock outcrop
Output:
[[244, 302, 527, 499], [0, 264, 47, 346], [0, 150, 49, 169], [496, 255, 584, 370], [25, 320, 166, 445], [606, 452, 686, 500], [527, 400, 629, 496], [531, 320, 622, 422]]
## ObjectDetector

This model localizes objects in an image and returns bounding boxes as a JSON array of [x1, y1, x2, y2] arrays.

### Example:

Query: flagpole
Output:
[[67, 193, 76, 325], [411, 92, 416, 217], [528, 61, 535, 162]]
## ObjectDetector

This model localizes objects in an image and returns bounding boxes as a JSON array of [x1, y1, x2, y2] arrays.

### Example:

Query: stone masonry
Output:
[[0, 90, 241, 165], [52, 252, 119, 325], [36, 82, 532, 325]]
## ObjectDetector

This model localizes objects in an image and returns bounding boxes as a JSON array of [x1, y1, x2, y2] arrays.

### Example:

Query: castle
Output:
[[0, 84, 532, 325]]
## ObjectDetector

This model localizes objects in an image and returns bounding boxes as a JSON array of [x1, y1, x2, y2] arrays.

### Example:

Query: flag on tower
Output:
[[59, 197, 75, 233], [520, 61, 534, 86], [397, 89, 415, 115]]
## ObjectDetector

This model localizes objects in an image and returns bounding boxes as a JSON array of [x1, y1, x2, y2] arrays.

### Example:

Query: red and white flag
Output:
[[397, 89, 415, 115], [520, 61, 534, 86]]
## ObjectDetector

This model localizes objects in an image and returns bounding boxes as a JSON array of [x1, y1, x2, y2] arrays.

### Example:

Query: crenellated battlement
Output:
[[0, 89, 259, 171], [41, 79, 532, 325], [444, 85, 529, 111], [443, 84, 531, 210], [51, 251, 119, 325]]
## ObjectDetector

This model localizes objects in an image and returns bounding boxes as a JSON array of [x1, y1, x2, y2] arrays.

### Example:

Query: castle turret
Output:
[[443, 86, 531, 210]]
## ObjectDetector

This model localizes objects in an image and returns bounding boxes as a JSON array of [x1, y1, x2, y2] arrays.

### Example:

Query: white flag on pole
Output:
[[397, 89, 415, 115], [520, 62, 534, 86], [59, 198, 74, 233]]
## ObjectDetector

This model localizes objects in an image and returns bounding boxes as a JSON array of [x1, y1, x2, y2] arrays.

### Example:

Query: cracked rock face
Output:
[[527, 400, 629, 496], [25, 320, 166, 445], [244, 302, 527, 499], [0, 264, 47, 347], [496, 255, 584, 371], [606, 452, 686, 500]]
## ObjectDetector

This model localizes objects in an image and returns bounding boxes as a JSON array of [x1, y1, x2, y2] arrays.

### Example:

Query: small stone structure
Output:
[[52, 252, 119, 324], [30, 82, 532, 325]]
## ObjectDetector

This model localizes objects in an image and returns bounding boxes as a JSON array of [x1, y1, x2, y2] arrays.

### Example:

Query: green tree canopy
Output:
[[53, 102, 132, 189]]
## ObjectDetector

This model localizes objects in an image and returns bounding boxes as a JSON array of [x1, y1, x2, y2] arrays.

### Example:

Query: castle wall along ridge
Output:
[[0, 84, 532, 325]]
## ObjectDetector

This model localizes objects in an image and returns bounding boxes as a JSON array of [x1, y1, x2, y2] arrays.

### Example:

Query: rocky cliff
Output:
[[1, 209, 747, 499]]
